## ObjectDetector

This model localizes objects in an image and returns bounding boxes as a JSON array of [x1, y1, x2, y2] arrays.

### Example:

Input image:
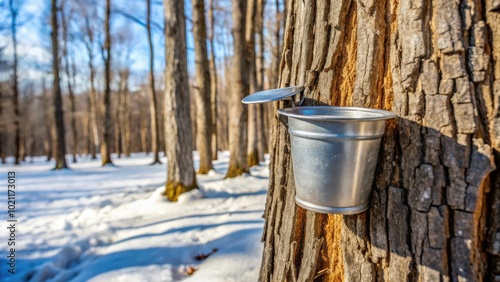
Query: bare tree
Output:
[[0, 48, 6, 164], [77, 0, 99, 160], [0, 83, 5, 164], [246, 0, 260, 167], [226, 0, 249, 178], [260, 1, 500, 281], [145, 0, 161, 164], [208, 0, 218, 160], [51, 0, 67, 169], [8, 0, 22, 165], [113, 27, 133, 159], [61, 1, 78, 163], [100, 0, 113, 166], [255, 0, 266, 162], [118, 67, 130, 157], [163, 0, 197, 201], [124, 79, 131, 157], [192, 0, 213, 173]]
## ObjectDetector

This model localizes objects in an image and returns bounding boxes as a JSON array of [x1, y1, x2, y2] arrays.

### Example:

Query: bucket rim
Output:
[[278, 106, 396, 121]]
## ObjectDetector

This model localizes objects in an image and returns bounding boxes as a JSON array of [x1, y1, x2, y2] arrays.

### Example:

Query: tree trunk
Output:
[[51, 0, 68, 169], [86, 96, 92, 156], [139, 110, 149, 155], [123, 72, 131, 157], [19, 129, 25, 162], [256, 0, 266, 162], [192, 0, 214, 174], [9, 0, 20, 165], [61, 5, 78, 163], [101, 0, 113, 166], [118, 68, 129, 158], [246, 0, 260, 168], [146, 0, 161, 164], [83, 16, 99, 160], [226, 0, 250, 178], [208, 0, 218, 161], [163, 0, 197, 201], [268, 0, 282, 90], [260, 0, 500, 281], [42, 79, 53, 161]]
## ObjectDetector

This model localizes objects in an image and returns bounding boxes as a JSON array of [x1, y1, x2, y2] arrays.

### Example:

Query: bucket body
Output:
[[278, 106, 395, 214]]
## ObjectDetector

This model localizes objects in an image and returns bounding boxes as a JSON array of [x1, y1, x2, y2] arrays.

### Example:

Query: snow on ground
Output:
[[0, 152, 269, 282]]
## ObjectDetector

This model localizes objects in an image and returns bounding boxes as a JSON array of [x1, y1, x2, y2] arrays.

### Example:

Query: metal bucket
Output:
[[278, 106, 395, 214]]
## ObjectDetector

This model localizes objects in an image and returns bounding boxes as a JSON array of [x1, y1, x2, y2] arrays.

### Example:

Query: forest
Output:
[[0, 0, 283, 196]]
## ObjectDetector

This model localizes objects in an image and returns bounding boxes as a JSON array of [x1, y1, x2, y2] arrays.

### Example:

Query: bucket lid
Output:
[[242, 86, 304, 104]]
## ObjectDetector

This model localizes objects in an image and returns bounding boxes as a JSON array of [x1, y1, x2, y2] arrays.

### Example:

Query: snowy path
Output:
[[0, 152, 268, 282]]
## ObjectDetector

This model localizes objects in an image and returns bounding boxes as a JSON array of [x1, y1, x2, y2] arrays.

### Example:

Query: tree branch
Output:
[[113, 9, 163, 32]]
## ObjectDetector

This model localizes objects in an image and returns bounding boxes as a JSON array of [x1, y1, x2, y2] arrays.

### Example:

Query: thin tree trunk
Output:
[[42, 78, 53, 161], [117, 69, 129, 158], [83, 15, 99, 160], [146, 0, 161, 164], [9, 0, 20, 165], [100, 0, 113, 166], [192, 0, 213, 174], [123, 72, 131, 157], [256, 0, 266, 162], [62, 6, 78, 163], [140, 103, 149, 154], [260, 0, 499, 281], [208, 0, 218, 161], [246, 0, 259, 168], [19, 131, 25, 162], [163, 0, 197, 201], [86, 95, 92, 156], [272, 0, 281, 87], [88, 53, 99, 160], [51, 0, 68, 169], [51, 121, 57, 161], [226, 0, 249, 178], [115, 80, 122, 158]]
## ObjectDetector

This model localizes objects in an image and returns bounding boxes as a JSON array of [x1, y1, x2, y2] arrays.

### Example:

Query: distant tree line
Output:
[[0, 0, 284, 199]]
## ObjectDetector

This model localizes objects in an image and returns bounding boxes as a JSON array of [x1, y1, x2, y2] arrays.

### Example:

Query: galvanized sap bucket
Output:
[[242, 86, 395, 215]]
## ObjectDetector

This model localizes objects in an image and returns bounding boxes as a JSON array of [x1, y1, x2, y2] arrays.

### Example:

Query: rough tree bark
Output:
[[226, 0, 250, 178], [9, 0, 21, 165], [208, 0, 218, 161], [51, 0, 68, 169], [260, 0, 500, 281], [146, 0, 161, 164], [163, 0, 198, 201], [101, 0, 113, 166], [192, 0, 214, 174], [485, 1, 500, 280]]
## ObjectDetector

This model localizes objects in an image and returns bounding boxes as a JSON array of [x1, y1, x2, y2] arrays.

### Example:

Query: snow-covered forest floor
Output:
[[0, 152, 269, 282]]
